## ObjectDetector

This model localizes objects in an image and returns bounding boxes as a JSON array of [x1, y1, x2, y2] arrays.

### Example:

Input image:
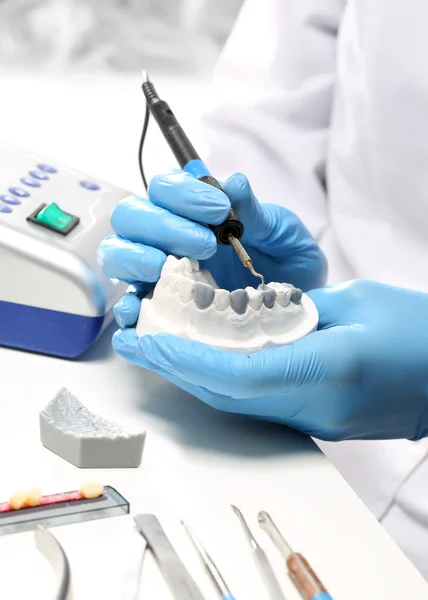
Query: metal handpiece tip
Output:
[[141, 69, 150, 83], [228, 235, 266, 288], [247, 262, 265, 288]]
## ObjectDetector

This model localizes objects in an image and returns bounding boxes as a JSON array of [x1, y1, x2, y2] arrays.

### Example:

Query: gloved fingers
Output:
[[112, 328, 234, 409], [98, 236, 166, 283], [222, 173, 266, 239], [112, 328, 166, 372], [148, 171, 231, 225], [110, 196, 217, 260], [136, 330, 347, 399], [223, 173, 317, 257], [113, 291, 144, 328]]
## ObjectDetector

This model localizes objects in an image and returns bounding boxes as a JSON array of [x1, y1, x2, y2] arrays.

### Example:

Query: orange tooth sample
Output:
[[9, 491, 28, 510], [79, 482, 104, 499], [25, 488, 43, 507]]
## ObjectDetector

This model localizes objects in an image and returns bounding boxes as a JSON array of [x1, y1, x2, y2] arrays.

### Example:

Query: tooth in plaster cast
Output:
[[246, 287, 263, 311], [291, 288, 303, 304], [136, 258, 318, 353], [160, 274, 171, 289], [169, 277, 180, 295], [214, 289, 230, 311], [262, 288, 276, 309], [276, 289, 291, 307], [183, 258, 194, 274], [178, 278, 195, 303], [194, 282, 215, 309], [230, 289, 249, 314]]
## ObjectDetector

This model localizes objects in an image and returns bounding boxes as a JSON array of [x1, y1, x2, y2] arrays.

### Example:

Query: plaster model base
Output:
[[136, 256, 318, 353], [40, 388, 146, 468]]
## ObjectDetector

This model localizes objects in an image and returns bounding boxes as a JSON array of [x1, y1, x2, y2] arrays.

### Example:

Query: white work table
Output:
[[0, 71, 427, 599]]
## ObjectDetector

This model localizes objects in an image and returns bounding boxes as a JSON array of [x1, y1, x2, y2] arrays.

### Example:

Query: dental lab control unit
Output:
[[0, 142, 128, 357]]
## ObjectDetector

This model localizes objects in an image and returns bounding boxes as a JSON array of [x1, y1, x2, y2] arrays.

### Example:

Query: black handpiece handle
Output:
[[142, 78, 244, 245], [197, 175, 244, 244]]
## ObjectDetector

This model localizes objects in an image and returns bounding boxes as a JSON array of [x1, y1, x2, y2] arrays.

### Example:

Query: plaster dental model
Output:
[[136, 256, 318, 352], [40, 388, 146, 468]]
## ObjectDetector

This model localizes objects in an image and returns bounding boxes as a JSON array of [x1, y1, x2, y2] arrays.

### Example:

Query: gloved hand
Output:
[[111, 279, 428, 442], [98, 170, 327, 309]]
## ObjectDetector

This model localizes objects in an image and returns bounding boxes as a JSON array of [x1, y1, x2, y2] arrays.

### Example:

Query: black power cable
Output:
[[138, 95, 150, 192]]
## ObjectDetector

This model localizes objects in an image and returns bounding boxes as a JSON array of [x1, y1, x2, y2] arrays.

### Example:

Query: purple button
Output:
[[0, 201, 12, 213], [80, 181, 100, 191], [9, 187, 30, 198], [0, 194, 21, 205], [29, 170, 50, 181], [37, 164, 57, 174], [21, 177, 41, 188]]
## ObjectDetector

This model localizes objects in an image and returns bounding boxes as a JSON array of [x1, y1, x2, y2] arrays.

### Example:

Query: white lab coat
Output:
[[199, 0, 428, 579]]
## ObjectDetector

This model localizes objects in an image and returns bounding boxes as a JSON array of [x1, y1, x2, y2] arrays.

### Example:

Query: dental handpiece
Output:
[[258, 512, 333, 600], [141, 71, 265, 288]]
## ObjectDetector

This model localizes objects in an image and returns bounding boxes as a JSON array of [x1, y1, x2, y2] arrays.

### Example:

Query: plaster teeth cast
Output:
[[214, 289, 231, 311], [276, 288, 291, 307], [194, 282, 215, 309], [246, 287, 264, 310], [230, 289, 249, 314], [291, 288, 303, 304], [178, 278, 195, 303], [262, 288, 276, 308], [136, 256, 318, 353]]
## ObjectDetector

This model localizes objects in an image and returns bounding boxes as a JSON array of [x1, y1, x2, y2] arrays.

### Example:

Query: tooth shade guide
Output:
[[0, 485, 129, 536], [0, 485, 104, 513]]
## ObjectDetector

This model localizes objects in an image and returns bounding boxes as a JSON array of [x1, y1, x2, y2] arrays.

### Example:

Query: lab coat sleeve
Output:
[[198, 0, 346, 240]]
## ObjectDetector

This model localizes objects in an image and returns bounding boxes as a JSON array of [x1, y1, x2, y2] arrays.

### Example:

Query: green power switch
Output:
[[27, 203, 80, 235]]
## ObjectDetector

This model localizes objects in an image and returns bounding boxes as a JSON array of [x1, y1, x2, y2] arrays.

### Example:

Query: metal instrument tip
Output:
[[247, 261, 265, 288], [228, 235, 266, 288], [141, 69, 150, 83]]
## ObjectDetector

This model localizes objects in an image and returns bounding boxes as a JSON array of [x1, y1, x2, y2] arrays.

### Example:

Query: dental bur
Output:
[[140, 71, 265, 288]]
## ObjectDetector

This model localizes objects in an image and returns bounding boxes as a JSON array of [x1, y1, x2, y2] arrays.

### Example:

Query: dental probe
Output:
[[258, 512, 333, 600], [181, 520, 237, 600], [140, 70, 265, 288], [231, 506, 287, 600]]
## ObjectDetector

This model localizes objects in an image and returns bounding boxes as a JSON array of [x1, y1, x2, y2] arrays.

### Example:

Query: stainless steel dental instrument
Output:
[[134, 514, 206, 600], [181, 520, 236, 600], [258, 511, 333, 600], [231, 505, 286, 600], [140, 70, 265, 289], [34, 525, 72, 600]]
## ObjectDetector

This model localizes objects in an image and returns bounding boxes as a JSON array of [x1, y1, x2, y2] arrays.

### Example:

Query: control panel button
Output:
[[9, 187, 30, 197], [0, 194, 21, 205], [80, 180, 100, 191], [27, 203, 80, 235], [29, 170, 49, 180], [0, 201, 12, 213], [37, 163, 57, 174], [21, 176, 41, 188]]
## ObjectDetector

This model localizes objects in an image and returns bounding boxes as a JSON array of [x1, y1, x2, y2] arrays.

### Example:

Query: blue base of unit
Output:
[[0, 300, 105, 358]]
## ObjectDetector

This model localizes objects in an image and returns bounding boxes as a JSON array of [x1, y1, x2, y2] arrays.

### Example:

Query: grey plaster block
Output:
[[40, 388, 146, 468]]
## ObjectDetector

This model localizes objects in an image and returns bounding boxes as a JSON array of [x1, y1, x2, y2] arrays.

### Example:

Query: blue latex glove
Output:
[[98, 170, 327, 302], [111, 279, 428, 442]]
